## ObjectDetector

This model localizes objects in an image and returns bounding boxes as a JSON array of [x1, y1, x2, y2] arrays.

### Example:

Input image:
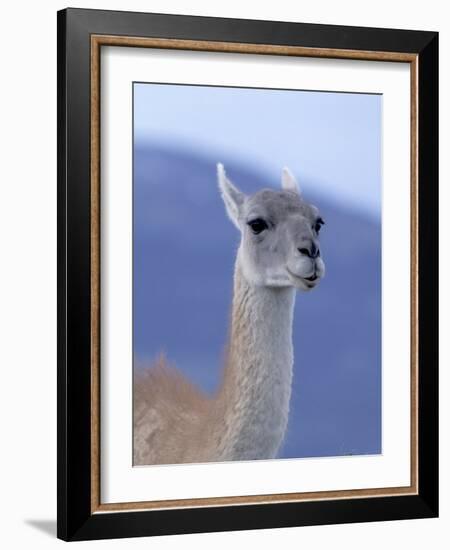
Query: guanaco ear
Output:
[[281, 167, 301, 194], [217, 163, 245, 229]]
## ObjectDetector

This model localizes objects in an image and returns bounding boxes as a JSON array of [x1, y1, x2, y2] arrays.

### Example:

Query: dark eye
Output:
[[314, 217, 325, 233], [248, 218, 268, 235]]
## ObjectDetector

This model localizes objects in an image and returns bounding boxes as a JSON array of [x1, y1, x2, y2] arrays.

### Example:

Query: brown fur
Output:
[[133, 355, 217, 465]]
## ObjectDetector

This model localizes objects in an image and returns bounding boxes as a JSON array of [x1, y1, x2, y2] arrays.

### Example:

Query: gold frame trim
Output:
[[90, 35, 419, 514]]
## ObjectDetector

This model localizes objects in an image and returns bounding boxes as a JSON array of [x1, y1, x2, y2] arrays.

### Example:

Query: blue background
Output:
[[133, 83, 382, 459]]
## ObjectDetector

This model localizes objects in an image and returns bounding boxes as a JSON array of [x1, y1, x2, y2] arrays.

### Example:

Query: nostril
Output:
[[310, 242, 319, 259], [298, 245, 320, 258]]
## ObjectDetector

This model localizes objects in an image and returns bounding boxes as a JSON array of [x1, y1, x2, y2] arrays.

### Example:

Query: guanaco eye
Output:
[[314, 217, 325, 234], [248, 218, 268, 235]]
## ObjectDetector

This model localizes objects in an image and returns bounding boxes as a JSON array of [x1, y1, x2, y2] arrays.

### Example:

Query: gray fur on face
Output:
[[218, 164, 325, 291]]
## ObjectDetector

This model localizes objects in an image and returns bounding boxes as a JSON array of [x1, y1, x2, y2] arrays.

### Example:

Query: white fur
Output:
[[215, 259, 295, 460], [217, 163, 245, 229], [281, 166, 301, 194]]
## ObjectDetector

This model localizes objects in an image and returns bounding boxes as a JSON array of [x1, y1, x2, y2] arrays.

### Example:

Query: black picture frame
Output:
[[57, 7, 438, 541]]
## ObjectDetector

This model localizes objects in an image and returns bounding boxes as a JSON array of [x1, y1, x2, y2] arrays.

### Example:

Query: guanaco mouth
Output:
[[286, 267, 319, 286]]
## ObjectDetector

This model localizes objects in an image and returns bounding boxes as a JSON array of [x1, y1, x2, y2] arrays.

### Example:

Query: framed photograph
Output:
[[57, 8, 438, 541]]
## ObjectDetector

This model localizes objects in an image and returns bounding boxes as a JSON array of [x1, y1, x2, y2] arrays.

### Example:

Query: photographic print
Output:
[[132, 83, 382, 466]]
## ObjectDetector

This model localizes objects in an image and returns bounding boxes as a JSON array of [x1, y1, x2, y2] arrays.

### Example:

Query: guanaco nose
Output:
[[298, 242, 320, 259]]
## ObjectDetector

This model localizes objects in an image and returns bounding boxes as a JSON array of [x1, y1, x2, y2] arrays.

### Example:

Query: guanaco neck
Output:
[[213, 255, 296, 461]]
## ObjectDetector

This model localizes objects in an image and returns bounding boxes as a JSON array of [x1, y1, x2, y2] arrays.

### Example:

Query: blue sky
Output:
[[134, 83, 381, 218]]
